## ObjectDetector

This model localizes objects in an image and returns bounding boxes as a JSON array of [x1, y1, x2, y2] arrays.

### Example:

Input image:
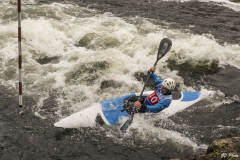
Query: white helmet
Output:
[[162, 78, 176, 90]]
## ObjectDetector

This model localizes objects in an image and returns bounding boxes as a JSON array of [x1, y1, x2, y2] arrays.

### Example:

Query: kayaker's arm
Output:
[[147, 71, 163, 86], [140, 99, 172, 113]]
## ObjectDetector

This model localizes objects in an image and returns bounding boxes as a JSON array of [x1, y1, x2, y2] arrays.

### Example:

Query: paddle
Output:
[[120, 38, 172, 131]]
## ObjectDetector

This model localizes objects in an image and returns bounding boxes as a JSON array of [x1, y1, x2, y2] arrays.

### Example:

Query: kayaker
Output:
[[134, 66, 176, 113]]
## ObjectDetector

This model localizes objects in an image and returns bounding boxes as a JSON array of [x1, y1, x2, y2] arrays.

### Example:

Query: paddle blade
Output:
[[157, 38, 172, 60], [120, 113, 134, 131]]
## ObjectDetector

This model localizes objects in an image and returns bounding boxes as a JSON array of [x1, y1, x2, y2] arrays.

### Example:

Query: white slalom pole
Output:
[[18, 0, 22, 108]]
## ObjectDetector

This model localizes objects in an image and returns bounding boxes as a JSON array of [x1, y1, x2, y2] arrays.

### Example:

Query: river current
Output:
[[0, 0, 240, 159]]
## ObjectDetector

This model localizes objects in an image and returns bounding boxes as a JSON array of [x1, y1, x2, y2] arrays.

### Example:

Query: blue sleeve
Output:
[[145, 99, 171, 113], [147, 71, 162, 86]]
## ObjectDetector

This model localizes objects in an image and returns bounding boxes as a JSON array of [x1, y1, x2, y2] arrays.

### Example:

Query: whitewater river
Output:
[[0, 0, 240, 159]]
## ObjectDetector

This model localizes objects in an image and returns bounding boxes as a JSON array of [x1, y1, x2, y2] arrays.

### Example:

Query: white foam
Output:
[[200, 0, 240, 12], [9, 0, 36, 4], [162, 0, 240, 12], [1, 1, 238, 111], [169, 34, 240, 69], [121, 114, 208, 151]]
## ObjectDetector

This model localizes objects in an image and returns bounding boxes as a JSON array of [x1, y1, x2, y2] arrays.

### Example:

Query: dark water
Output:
[[48, 0, 240, 45], [1, 0, 240, 159]]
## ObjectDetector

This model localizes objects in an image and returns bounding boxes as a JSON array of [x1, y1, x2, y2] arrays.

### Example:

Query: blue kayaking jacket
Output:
[[140, 72, 172, 113]]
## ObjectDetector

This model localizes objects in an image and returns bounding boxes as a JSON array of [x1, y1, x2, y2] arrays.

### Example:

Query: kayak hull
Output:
[[54, 103, 102, 128], [54, 90, 211, 128]]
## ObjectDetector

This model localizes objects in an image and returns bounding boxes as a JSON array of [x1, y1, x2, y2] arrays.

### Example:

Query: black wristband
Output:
[[139, 102, 147, 113]]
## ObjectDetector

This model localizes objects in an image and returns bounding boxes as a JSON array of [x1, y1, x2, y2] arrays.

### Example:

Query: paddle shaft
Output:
[[125, 60, 158, 130], [139, 64, 158, 100]]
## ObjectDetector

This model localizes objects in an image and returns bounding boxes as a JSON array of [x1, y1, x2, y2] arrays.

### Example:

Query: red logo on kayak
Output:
[[148, 91, 160, 105]]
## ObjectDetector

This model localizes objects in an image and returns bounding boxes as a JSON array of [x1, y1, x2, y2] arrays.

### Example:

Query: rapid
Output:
[[0, 0, 240, 159]]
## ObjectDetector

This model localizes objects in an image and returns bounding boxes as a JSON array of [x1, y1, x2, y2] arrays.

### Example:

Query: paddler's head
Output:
[[161, 78, 175, 95]]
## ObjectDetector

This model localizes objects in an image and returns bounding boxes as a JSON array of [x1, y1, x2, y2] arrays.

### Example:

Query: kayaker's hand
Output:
[[149, 66, 156, 73], [134, 101, 141, 109]]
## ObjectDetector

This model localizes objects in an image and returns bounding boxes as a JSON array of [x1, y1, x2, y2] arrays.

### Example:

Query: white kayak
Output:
[[54, 90, 211, 128]]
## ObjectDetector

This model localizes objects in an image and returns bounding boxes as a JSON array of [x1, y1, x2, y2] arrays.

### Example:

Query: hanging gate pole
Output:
[[18, 0, 22, 108]]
